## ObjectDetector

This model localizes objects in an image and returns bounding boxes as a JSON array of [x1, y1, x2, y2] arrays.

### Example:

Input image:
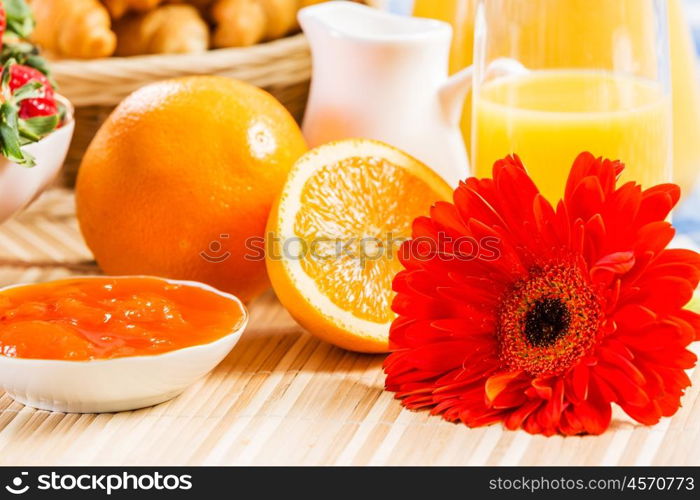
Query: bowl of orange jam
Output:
[[0, 276, 248, 413]]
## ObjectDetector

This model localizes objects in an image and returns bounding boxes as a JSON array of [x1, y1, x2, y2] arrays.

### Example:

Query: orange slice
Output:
[[266, 139, 453, 353]]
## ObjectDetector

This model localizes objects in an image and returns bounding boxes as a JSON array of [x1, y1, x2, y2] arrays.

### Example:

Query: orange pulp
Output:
[[0, 277, 246, 361]]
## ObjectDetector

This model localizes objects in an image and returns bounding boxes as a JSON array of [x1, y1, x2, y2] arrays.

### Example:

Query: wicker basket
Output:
[[51, 34, 312, 186]]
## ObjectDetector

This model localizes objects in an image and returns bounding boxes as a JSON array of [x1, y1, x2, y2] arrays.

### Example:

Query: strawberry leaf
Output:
[[0, 101, 35, 167], [0, 60, 12, 100], [18, 114, 59, 142], [0, 41, 54, 85], [2, 0, 35, 39], [0, 58, 58, 166], [11, 80, 42, 101]]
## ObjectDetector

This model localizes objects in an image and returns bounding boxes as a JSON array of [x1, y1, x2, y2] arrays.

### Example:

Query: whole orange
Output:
[[76, 76, 307, 303]]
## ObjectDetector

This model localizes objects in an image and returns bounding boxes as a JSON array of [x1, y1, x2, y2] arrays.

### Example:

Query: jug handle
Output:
[[439, 66, 474, 127], [440, 58, 528, 126]]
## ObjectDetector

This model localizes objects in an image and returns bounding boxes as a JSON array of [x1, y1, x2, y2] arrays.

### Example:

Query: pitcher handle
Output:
[[440, 58, 528, 126]]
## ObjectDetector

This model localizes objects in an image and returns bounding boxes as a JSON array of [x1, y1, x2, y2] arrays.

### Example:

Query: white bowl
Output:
[[0, 95, 75, 224], [0, 277, 248, 413]]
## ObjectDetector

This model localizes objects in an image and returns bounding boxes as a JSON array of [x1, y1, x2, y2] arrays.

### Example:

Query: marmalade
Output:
[[0, 277, 245, 361]]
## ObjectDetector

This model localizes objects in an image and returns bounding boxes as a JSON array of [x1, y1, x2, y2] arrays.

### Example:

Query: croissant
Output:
[[102, 0, 166, 20], [211, 0, 265, 48], [211, 0, 300, 48], [29, 0, 117, 59], [300, 0, 330, 6], [113, 4, 210, 56], [180, 0, 217, 12], [259, 0, 298, 40]]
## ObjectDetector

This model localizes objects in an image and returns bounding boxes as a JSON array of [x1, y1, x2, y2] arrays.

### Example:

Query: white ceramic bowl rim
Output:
[[52, 94, 75, 129], [0, 275, 249, 365], [57, 94, 74, 122]]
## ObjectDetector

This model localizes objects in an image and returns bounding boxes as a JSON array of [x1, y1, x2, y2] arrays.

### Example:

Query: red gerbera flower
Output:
[[384, 153, 700, 436]]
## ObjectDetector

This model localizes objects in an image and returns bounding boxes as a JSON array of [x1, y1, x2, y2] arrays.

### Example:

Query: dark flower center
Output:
[[525, 298, 571, 347], [497, 264, 602, 376]]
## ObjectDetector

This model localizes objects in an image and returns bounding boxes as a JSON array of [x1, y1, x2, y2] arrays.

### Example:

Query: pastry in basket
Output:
[[259, 0, 299, 39], [113, 4, 209, 55], [179, 0, 217, 13], [210, 0, 367, 48], [26, 0, 355, 57], [211, 0, 300, 48], [29, 0, 117, 59], [102, 0, 166, 20], [210, 0, 265, 48]]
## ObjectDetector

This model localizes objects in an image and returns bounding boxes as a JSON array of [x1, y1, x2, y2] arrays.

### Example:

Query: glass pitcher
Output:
[[413, 0, 700, 200]]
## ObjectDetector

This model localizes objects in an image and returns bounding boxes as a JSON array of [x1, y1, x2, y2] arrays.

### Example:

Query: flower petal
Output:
[[637, 184, 681, 225], [574, 386, 612, 435], [590, 251, 635, 283], [628, 277, 694, 313], [485, 371, 524, 403], [504, 399, 542, 431]]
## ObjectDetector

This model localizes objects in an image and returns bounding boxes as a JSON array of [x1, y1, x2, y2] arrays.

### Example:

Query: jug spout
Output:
[[297, 3, 329, 45], [438, 66, 473, 127]]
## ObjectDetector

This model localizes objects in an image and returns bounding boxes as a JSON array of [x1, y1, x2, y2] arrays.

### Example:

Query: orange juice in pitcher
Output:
[[473, 70, 671, 202], [414, 0, 700, 197]]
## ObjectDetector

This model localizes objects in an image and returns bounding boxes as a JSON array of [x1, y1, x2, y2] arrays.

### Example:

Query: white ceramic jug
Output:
[[299, 2, 472, 187]]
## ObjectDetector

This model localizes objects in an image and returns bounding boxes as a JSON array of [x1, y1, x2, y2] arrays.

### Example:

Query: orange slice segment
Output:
[[266, 139, 453, 353]]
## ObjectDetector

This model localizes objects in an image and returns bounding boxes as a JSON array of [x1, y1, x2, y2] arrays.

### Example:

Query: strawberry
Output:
[[1, 1, 50, 84], [18, 96, 56, 118], [6, 63, 57, 118], [0, 59, 60, 167], [0, 1, 57, 167], [0, 3, 6, 45]]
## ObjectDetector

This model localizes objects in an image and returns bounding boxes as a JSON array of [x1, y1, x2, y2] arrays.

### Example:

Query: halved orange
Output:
[[266, 139, 453, 353]]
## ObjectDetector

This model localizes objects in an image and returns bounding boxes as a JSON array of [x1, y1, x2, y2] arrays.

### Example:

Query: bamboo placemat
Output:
[[0, 189, 699, 466]]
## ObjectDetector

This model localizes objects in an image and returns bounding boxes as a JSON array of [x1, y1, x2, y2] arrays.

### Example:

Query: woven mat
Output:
[[0, 190, 699, 466]]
